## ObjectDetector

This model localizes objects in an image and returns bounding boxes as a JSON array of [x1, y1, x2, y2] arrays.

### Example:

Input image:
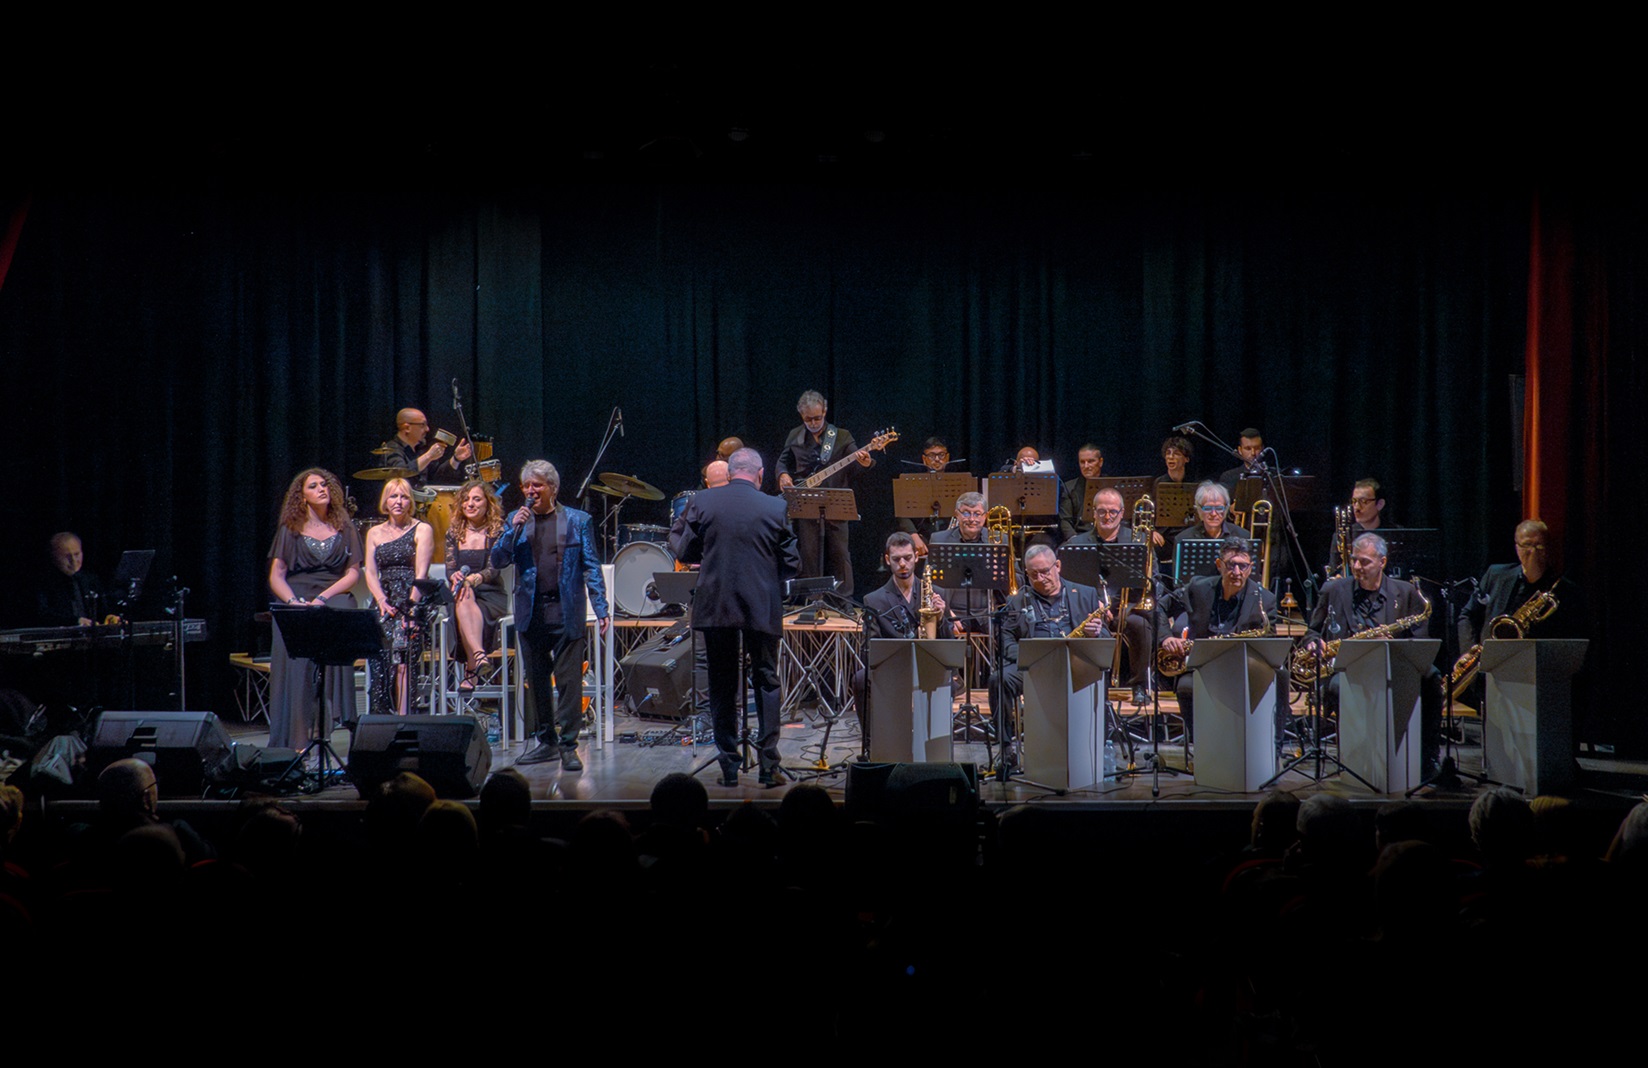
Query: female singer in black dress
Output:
[[445, 478, 509, 690], [267, 468, 362, 750], [363, 477, 433, 714]]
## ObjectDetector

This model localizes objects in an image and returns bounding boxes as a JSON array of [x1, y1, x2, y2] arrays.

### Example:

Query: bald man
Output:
[[37, 531, 102, 626], [384, 407, 472, 486]]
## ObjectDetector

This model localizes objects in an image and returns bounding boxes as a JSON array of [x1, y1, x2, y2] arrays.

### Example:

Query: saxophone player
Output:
[[1461, 519, 1580, 650], [1304, 532, 1442, 775], [1154, 537, 1277, 743], [862, 532, 954, 640], [994, 544, 1108, 772]]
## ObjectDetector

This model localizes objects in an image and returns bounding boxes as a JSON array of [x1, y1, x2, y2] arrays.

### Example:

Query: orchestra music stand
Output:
[[1060, 542, 1149, 769], [984, 473, 1058, 521], [1173, 538, 1263, 587], [1153, 482, 1198, 531], [927, 540, 1016, 777], [271, 606, 385, 792], [784, 486, 859, 610], [893, 472, 977, 533]]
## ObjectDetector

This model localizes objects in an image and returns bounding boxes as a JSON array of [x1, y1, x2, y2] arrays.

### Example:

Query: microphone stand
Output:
[[575, 406, 625, 558]]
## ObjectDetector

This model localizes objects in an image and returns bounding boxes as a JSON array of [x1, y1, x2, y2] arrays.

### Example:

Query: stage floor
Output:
[[211, 689, 1575, 810]]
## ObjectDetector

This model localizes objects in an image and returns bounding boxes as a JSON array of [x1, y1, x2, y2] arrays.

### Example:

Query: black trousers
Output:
[[519, 616, 587, 747], [796, 517, 853, 596], [701, 627, 781, 773]]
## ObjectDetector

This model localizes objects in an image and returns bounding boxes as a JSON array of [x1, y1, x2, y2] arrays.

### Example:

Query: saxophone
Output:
[[1155, 621, 1276, 677], [918, 561, 942, 639], [1067, 575, 1111, 637], [1449, 588, 1559, 699], [1289, 589, 1432, 686]]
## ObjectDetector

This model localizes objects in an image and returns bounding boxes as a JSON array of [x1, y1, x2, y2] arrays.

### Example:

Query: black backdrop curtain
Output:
[[5, 180, 1631, 747]]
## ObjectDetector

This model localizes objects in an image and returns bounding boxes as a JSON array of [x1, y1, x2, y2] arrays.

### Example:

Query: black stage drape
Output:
[[1, 183, 1638, 750]]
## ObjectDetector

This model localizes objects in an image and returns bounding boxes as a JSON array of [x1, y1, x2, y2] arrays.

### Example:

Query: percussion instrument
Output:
[[671, 489, 696, 521], [619, 523, 671, 548], [599, 473, 665, 501], [611, 542, 678, 617]]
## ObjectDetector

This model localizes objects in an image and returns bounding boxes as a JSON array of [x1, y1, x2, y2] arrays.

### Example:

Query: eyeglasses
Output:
[[1026, 565, 1057, 579], [1093, 508, 1123, 518], [1222, 559, 1252, 571], [1351, 496, 1377, 506], [1199, 504, 1227, 513]]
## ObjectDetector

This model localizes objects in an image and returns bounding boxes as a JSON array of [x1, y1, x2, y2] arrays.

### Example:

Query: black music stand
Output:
[[271, 606, 385, 792], [647, 570, 705, 741], [784, 485, 859, 600], [927, 540, 1015, 775], [1153, 482, 1198, 531], [892, 471, 977, 536], [984, 473, 1058, 523], [1172, 538, 1263, 587], [1096, 475, 1154, 516]]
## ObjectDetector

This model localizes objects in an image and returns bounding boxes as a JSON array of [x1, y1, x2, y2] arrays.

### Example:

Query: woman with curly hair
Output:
[[445, 479, 509, 690], [267, 468, 362, 749]]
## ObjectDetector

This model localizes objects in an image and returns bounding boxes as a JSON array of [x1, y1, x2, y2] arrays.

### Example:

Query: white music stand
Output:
[[1480, 638, 1588, 794], [1019, 637, 1115, 790], [1190, 637, 1292, 792], [1336, 639, 1441, 793], [867, 639, 968, 763]]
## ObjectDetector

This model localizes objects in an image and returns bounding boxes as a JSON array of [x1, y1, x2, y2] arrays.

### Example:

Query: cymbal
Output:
[[353, 466, 415, 481], [369, 444, 396, 456], [599, 472, 664, 500], [588, 483, 626, 498]]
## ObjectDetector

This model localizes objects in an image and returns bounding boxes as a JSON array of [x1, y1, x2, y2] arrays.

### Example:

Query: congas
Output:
[[611, 542, 678, 617], [419, 487, 460, 549]]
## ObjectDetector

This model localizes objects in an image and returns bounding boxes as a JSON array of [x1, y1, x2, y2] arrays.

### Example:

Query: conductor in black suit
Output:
[[1154, 536, 1277, 741], [672, 447, 801, 787]]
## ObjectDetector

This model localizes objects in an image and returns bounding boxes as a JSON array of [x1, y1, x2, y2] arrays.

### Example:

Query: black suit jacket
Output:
[[1058, 476, 1093, 540], [1307, 575, 1426, 642], [1463, 563, 1581, 645], [1002, 580, 1105, 665], [671, 480, 799, 635], [863, 578, 921, 640], [1155, 574, 1276, 642]]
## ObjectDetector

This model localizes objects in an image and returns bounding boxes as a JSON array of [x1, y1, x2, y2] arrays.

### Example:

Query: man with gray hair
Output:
[[672, 447, 799, 786], [491, 460, 609, 770], [777, 389, 876, 596], [1305, 531, 1440, 776]]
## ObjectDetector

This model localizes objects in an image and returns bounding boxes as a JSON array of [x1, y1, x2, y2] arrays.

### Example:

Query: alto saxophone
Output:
[[1289, 589, 1432, 686], [1067, 575, 1111, 638], [1155, 621, 1275, 678], [1449, 588, 1559, 699]]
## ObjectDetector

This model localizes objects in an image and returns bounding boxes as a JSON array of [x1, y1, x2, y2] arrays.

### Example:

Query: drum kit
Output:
[[352, 434, 503, 548]]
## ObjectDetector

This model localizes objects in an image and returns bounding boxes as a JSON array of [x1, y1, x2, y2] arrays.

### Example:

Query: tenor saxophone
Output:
[[1155, 621, 1275, 677], [1290, 589, 1432, 685]]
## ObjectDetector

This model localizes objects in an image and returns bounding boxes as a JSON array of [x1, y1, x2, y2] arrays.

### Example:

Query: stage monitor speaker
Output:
[[844, 761, 979, 823], [620, 621, 695, 719], [87, 711, 236, 796], [348, 714, 492, 800]]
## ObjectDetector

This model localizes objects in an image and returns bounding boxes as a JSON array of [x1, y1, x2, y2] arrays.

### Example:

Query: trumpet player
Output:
[[1155, 537, 1277, 742], [995, 544, 1108, 772], [1304, 532, 1442, 776]]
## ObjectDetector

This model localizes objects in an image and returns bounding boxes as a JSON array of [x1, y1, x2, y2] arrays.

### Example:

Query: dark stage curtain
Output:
[[2, 181, 1626, 747]]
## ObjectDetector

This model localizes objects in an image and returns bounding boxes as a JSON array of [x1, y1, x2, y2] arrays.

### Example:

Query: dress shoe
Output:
[[516, 740, 561, 766], [560, 746, 583, 772]]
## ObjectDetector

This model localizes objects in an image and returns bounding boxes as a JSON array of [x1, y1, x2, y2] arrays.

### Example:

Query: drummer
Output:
[[382, 407, 472, 487]]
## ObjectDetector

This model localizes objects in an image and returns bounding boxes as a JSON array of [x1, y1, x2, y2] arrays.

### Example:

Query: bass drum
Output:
[[611, 542, 678, 618], [619, 523, 671, 548]]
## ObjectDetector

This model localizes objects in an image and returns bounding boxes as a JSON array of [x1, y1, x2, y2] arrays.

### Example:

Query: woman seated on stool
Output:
[[446, 478, 509, 690]]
